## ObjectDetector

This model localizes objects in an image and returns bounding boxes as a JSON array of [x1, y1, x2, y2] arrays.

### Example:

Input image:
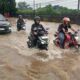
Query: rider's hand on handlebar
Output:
[[34, 32, 37, 35], [65, 31, 68, 34], [75, 31, 77, 34]]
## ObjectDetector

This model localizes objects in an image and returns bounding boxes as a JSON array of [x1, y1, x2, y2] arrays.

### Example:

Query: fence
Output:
[[17, 14, 80, 25], [16, 0, 80, 24]]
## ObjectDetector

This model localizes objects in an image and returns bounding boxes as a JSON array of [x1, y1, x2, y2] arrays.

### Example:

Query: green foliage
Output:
[[18, 2, 32, 10], [16, 9, 33, 15], [0, 0, 16, 16], [36, 5, 80, 16], [17, 4, 80, 24], [17, 4, 80, 17]]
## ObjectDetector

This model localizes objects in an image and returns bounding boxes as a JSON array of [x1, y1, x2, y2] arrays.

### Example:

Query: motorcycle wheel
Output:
[[45, 47, 48, 50], [27, 41, 32, 48], [53, 38, 59, 47], [73, 39, 79, 49], [37, 42, 48, 50]]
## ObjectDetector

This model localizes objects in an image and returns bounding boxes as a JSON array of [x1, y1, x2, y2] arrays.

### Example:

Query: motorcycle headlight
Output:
[[41, 41, 45, 44], [75, 36, 79, 40]]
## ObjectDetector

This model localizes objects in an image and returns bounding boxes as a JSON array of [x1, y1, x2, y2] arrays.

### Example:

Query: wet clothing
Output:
[[31, 23, 45, 46], [17, 19, 25, 25], [58, 24, 71, 48], [58, 24, 71, 33], [17, 19, 25, 31], [59, 32, 65, 48], [31, 23, 45, 36]]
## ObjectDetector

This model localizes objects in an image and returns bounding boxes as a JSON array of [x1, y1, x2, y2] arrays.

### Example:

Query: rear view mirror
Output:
[[6, 18, 8, 21], [46, 28, 49, 30]]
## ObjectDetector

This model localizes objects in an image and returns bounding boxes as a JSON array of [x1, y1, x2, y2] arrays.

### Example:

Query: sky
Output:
[[15, 0, 78, 9]]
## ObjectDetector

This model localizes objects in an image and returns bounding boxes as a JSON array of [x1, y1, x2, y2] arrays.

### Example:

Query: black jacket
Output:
[[31, 23, 45, 35], [17, 19, 25, 25]]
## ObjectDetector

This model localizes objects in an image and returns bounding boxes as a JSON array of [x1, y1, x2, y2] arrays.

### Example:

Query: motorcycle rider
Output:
[[17, 15, 25, 31], [58, 17, 76, 49], [31, 16, 46, 46]]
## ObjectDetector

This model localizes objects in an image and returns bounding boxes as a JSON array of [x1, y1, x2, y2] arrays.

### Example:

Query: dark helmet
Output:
[[18, 15, 23, 18], [34, 16, 40, 21]]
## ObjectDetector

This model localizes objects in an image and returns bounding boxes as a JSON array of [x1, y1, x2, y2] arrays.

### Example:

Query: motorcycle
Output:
[[17, 22, 26, 31], [27, 28, 49, 50], [74, 29, 80, 46], [53, 30, 80, 49]]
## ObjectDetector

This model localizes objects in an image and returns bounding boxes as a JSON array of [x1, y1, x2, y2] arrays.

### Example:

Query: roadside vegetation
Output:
[[0, 1, 80, 24]]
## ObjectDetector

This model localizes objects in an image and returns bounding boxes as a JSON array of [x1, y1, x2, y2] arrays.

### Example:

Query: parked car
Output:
[[0, 14, 11, 34]]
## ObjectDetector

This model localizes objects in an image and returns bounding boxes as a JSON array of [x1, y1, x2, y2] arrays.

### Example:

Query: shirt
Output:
[[58, 24, 71, 33]]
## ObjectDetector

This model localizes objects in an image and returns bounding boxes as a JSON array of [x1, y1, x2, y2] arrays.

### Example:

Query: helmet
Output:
[[34, 16, 40, 21], [18, 15, 22, 18], [63, 17, 70, 22]]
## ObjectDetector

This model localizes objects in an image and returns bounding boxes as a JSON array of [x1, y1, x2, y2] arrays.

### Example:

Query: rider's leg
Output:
[[59, 32, 65, 48], [33, 35, 38, 46], [17, 25, 21, 31]]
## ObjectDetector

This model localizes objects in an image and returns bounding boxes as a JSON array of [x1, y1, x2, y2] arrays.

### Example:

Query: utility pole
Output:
[[33, 0, 36, 16], [39, 3, 41, 8], [78, 0, 80, 10]]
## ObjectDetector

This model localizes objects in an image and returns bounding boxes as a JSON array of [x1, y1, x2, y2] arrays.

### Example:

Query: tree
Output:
[[18, 2, 31, 10], [8, 0, 16, 16], [0, 0, 16, 16]]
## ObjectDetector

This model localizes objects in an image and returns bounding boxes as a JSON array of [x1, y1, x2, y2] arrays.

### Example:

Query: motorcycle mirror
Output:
[[6, 18, 8, 21], [46, 28, 49, 30]]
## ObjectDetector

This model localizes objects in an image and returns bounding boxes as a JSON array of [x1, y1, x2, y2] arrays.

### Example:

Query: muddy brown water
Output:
[[0, 18, 80, 80]]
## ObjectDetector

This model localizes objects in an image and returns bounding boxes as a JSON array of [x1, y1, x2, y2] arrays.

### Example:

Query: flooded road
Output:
[[0, 18, 80, 80]]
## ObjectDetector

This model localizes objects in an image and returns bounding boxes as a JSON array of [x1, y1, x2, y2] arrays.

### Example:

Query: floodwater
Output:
[[0, 18, 80, 80]]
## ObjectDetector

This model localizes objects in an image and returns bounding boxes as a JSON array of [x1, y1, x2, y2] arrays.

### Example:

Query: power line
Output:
[[17, 0, 78, 9], [30, 0, 76, 5], [29, 0, 78, 9], [29, 0, 77, 6]]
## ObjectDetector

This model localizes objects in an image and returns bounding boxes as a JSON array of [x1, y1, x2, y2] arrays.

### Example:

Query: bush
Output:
[[16, 5, 80, 24]]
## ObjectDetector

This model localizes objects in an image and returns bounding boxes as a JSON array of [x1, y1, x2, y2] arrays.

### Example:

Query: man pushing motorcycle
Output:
[[58, 17, 76, 49]]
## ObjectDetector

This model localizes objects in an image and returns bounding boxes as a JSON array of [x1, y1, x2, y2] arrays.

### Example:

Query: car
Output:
[[0, 14, 11, 34]]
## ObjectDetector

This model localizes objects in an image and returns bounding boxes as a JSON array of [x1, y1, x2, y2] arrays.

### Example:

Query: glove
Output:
[[75, 31, 77, 34]]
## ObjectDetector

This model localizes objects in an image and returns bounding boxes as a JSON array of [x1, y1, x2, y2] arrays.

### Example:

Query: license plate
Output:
[[0, 28, 5, 30]]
